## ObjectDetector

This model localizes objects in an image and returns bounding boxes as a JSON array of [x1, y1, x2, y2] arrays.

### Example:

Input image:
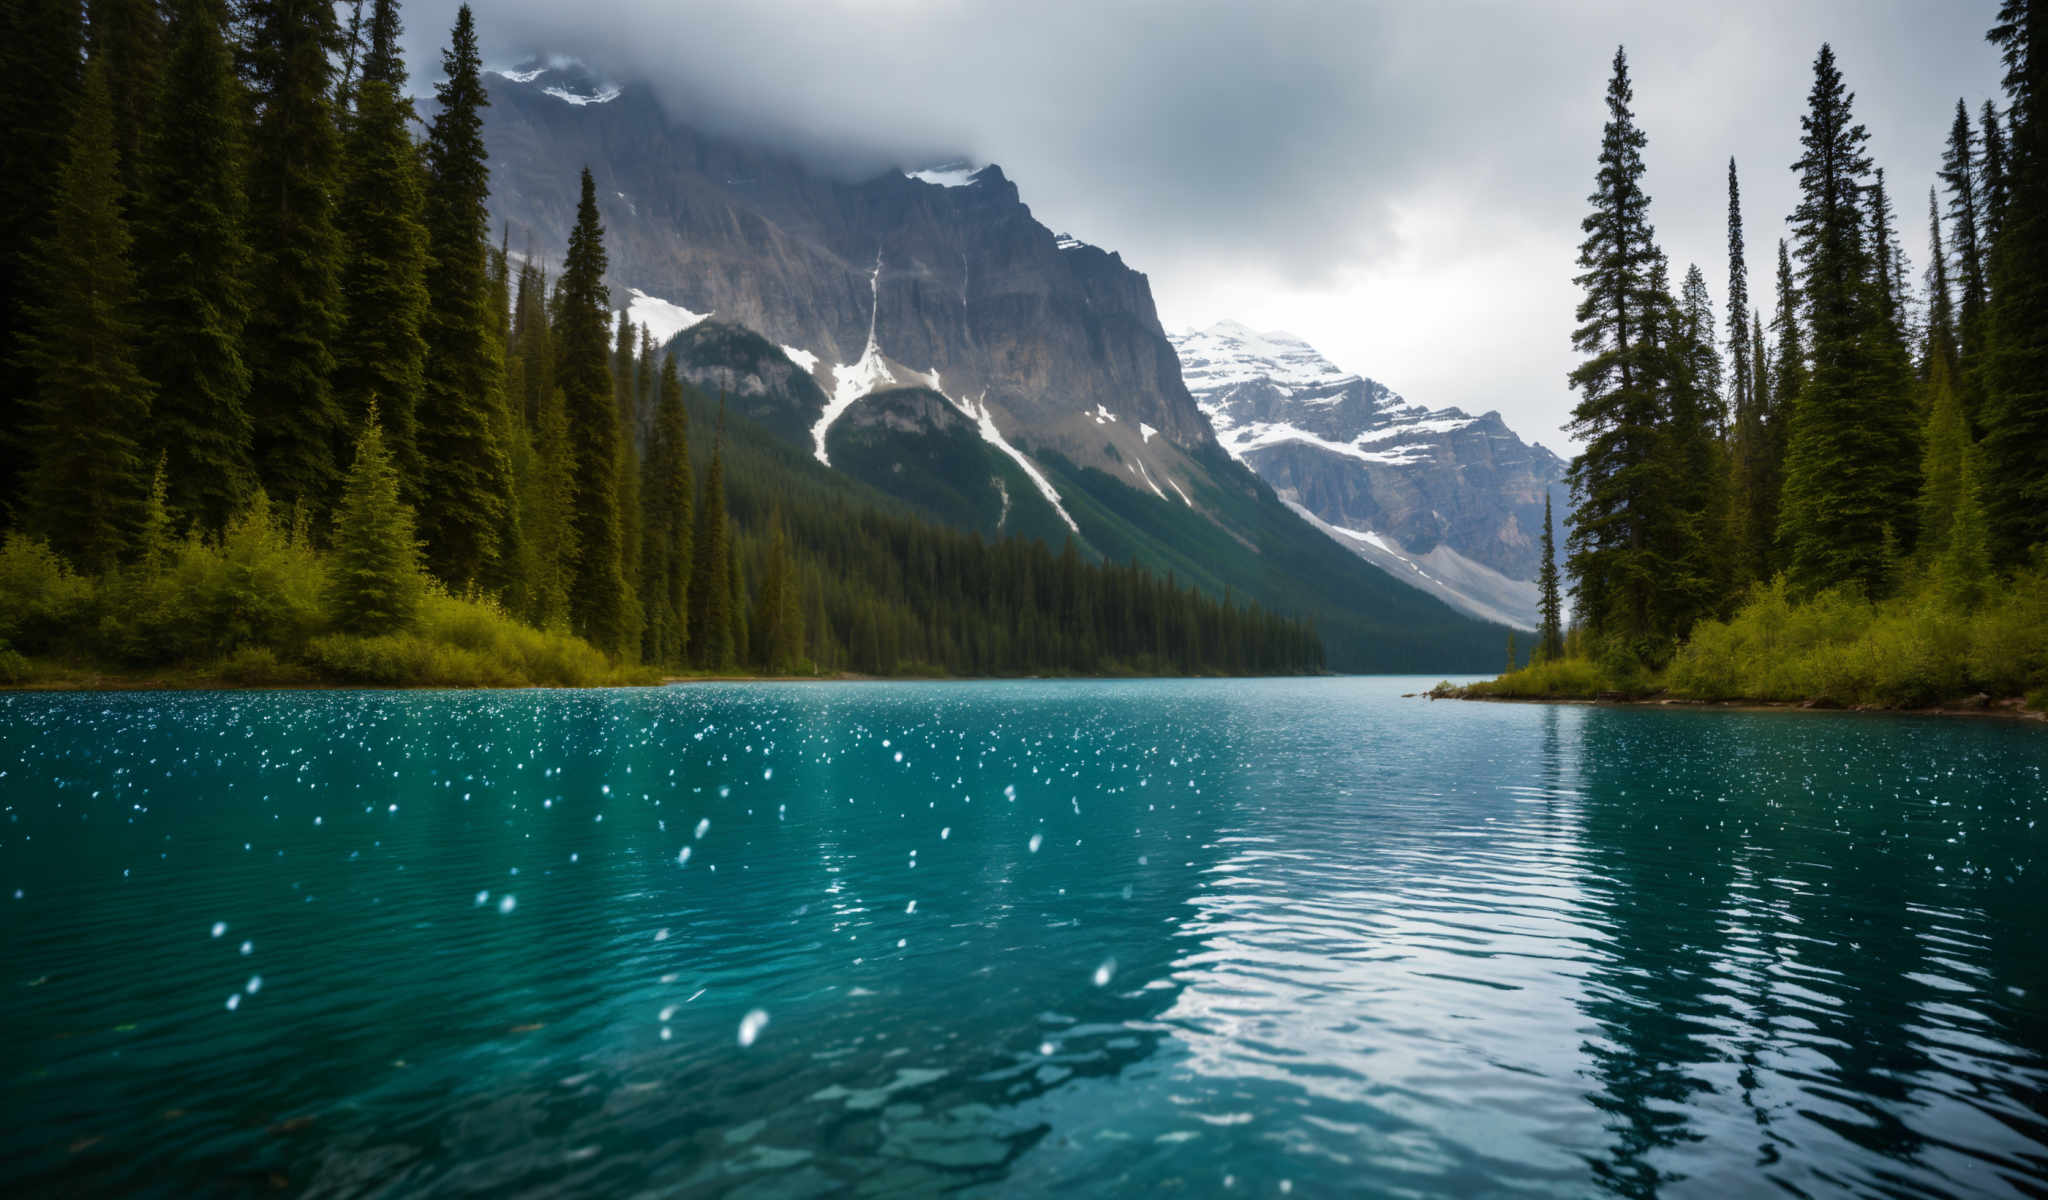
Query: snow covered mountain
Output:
[[1169, 322, 1569, 629], [470, 61, 1520, 669]]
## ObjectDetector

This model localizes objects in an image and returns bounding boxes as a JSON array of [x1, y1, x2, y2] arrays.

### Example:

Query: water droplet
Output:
[[1093, 958, 1116, 987], [498, 894, 517, 915], [677, 847, 692, 866], [1038, 1041, 1053, 1056], [655, 928, 669, 941], [1028, 833, 1043, 853], [940, 827, 951, 840], [210, 921, 226, 938], [738, 1008, 770, 1047], [225, 994, 240, 1011], [905, 900, 916, 914], [240, 940, 253, 955], [246, 975, 263, 994], [475, 890, 490, 906], [695, 818, 710, 839]]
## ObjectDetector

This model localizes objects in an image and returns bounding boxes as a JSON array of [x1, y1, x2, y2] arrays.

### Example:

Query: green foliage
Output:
[[1982, 0, 2048, 566], [1778, 44, 1922, 596], [1461, 658, 1614, 700], [306, 595, 641, 687], [333, 75, 429, 492], [639, 357, 692, 665], [557, 168, 629, 651], [241, 0, 344, 522], [688, 424, 735, 669], [416, 3, 510, 589], [330, 410, 424, 634], [0, 0, 85, 518], [19, 57, 153, 573], [133, 0, 253, 536], [216, 644, 308, 685]]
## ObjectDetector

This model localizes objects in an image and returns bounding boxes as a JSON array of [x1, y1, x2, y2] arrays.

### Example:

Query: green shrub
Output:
[[414, 594, 621, 687], [305, 632, 517, 687], [216, 646, 309, 686], [0, 644, 34, 684], [1464, 657, 1612, 699], [0, 533, 95, 652]]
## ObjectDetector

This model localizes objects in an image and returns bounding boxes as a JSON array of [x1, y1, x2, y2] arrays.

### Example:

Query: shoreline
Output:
[[1426, 690, 2047, 722], [1, 667, 1334, 694]]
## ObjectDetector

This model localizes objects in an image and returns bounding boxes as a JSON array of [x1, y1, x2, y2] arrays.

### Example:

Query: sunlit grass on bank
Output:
[[1439, 565, 2048, 713]]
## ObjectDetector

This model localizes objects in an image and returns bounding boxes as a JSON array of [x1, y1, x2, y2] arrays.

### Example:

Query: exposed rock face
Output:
[[481, 69, 1212, 474], [1169, 321, 1570, 628]]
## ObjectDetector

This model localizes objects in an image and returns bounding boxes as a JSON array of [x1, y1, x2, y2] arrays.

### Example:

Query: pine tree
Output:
[[88, 0, 166, 202], [512, 258, 553, 427], [1944, 98, 1991, 427], [1925, 188, 1962, 378], [1666, 261, 1729, 624], [689, 413, 734, 669], [1537, 493, 1563, 661], [132, 0, 254, 536], [18, 57, 153, 573], [137, 452, 174, 575], [1725, 160, 1754, 441], [417, 3, 511, 588], [639, 357, 692, 666], [1917, 348, 1973, 565], [332, 70, 429, 494], [1778, 44, 1920, 593], [330, 404, 424, 634], [1982, 0, 2048, 564], [612, 311, 644, 654], [0, 1, 85, 526], [522, 385, 576, 630], [557, 167, 630, 651], [726, 526, 748, 663], [1564, 48, 1672, 645], [1982, 101, 2011, 248], [241, 0, 345, 521], [1867, 169, 1913, 344], [358, 0, 403, 90]]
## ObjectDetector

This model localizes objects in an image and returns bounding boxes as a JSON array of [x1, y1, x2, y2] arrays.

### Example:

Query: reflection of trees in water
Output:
[[1570, 711, 1747, 1197], [1568, 710, 2048, 1197]]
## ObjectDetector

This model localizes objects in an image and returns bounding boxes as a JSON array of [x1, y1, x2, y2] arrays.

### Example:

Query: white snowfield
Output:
[[904, 162, 987, 188], [625, 288, 708, 348]]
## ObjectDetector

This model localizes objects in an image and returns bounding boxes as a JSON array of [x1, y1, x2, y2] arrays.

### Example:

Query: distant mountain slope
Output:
[[1169, 321, 1570, 629], [479, 60, 1517, 670]]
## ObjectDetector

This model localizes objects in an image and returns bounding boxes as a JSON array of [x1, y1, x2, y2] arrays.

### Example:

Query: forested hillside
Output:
[[0, 0, 1320, 684]]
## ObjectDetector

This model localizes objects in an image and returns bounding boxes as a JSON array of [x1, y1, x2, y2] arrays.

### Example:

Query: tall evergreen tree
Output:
[[1917, 349, 1974, 567], [0, 0, 86, 526], [240, 0, 345, 520], [1867, 169, 1913, 344], [1724, 159, 1753, 439], [557, 167, 629, 651], [1982, 0, 2048, 565], [640, 358, 694, 665], [87, 0, 166, 201], [417, 3, 511, 588], [1778, 44, 1920, 593], [332, 71, 429, 492], [1564, 47, 1672, 645], [1537, 494, 1563, 661], [1925, 188, 1962, 377], [1944, 98, 1992, 426], [329, 404, 424, 634], [689, 411, 734, 669], [358, 0, 403, 89], [1982, 100, 2011, 248], [612, 310, 644, 652], [18, 57, 153, 573], [1726, 161, 1777, 588], [133, 0, 254, 535]]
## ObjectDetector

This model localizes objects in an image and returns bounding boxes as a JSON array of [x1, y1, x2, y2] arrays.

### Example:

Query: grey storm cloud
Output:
[[397, 0, 2006, 447]]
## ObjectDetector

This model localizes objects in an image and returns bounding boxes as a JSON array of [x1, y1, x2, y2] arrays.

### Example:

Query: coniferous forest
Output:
[[0, 0, 1322, 685], [1469, 5, 2048, 710]]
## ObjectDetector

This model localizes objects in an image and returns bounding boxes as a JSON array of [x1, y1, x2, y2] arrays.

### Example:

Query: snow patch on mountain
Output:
[[1174, 320, 1362, 393], [626, 288, 708, 348], [1283, 501, 1537, 629], [905, 161, 986, 188]]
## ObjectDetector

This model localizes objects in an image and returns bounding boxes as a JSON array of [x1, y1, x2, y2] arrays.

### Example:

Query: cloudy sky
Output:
[[408, 0, 2005, 450]]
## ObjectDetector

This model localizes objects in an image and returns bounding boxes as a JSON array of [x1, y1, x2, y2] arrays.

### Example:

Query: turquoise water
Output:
[[3, 678, 2045, 1197]]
